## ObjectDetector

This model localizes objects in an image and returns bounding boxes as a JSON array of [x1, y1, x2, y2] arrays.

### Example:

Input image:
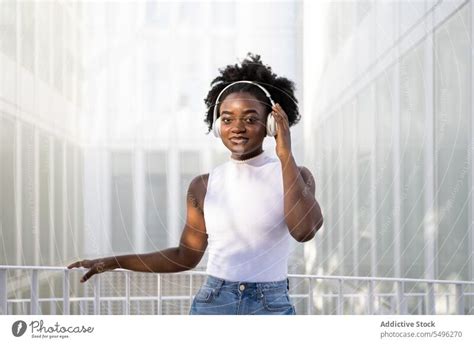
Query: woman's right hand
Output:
[[67, 257, 119, 283]]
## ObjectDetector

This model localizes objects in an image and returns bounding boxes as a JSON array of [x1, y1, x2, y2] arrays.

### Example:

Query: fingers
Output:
[[80, 262, 107, 283], [67, 259, 97, 269], [80, 269, 97, 283], [272, 104, 289, 129], [67, 260, 87, 269], [67, 259, 106, 283]]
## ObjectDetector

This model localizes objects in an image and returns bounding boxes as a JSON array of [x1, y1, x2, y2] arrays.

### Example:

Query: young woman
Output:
[[67, 53, 324, 315]]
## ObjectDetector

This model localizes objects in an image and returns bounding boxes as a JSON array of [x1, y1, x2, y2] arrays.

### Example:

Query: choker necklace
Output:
[[230, 151, 265, 164]]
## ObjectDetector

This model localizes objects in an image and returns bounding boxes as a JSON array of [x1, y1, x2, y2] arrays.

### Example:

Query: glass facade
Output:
[[145, 151, 168, 251], [310, 1, 473, 301], [111, 152, 134, 254], [434, 4, 471, 281], [178, 151, 201, 230], [0, 116, 16, 265], [374, 68, 395, 277], [399, 42, 426, 280], [39, 135, 51, 266]]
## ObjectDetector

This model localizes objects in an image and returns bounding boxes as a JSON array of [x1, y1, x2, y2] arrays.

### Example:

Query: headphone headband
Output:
[[212, 81, 276, 124]]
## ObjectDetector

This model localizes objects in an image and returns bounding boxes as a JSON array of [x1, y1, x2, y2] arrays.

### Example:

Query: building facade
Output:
[[304, 0, 472, 314]]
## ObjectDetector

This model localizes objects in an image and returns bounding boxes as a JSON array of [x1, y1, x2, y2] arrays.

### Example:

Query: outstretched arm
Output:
[[67, 174, 209, 283]]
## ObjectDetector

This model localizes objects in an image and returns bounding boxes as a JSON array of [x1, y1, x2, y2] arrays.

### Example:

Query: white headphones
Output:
[[212, 80, 277, 138]]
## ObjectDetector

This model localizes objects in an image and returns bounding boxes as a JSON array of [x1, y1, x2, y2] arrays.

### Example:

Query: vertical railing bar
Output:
[[31, 269, 39, 315], [307, 277, 313, 315], [125, 271, 130, 315], [427, 282, 435, 315], [157, 274, 162, 315], [368, 280, 375, 315], [455, 283, 465, 315], [0, 269, 7, 315], [93, 274, 101, 315], [322, 278, 325, 313], [189, 274, 193, 303], [50, 298, 56, 315], [63, 269, 70, 315], [397, 281, 405, 315], [337, 278, 343, 315]]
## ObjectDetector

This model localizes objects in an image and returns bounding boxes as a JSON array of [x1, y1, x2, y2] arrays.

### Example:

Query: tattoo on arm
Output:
[[187, 190, 204, 215]]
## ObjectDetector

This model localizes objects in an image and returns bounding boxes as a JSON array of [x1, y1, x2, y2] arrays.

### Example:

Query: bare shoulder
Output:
[[187, 174, 209, 213], [189, 174, 209, 196]]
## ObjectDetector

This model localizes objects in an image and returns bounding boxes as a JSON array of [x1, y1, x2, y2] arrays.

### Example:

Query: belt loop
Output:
[[214, 277, 224, 297], [287, 278, 290, 291]]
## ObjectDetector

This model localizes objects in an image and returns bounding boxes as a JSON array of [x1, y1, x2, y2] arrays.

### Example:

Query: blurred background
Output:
[[0, 0, 472, 314]]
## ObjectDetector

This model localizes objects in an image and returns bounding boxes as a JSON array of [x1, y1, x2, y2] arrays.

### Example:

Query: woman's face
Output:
[[218, 92, 268, 160]]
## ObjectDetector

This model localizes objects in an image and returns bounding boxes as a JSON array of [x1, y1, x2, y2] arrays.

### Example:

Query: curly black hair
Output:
[[204, 53, 300, 134]]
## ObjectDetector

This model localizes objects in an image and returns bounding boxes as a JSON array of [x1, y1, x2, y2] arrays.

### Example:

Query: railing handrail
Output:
[[1, 265, 472, 315], [1, 265, 473, 285]]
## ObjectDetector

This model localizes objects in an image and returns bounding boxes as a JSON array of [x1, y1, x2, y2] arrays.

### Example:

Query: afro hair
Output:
[[203, 53, 300, 134]]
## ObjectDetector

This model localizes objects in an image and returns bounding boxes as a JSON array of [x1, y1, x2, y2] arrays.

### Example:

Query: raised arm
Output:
[[67, 174, 209, 283]]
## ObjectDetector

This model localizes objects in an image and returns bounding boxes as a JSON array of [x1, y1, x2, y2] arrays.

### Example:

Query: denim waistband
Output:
[[204, 275, 289, 292]]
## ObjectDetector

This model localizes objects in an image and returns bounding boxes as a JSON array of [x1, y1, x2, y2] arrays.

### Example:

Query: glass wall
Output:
[[0, 1, 17, 60], [21, 124, 35, 266], [145, 151, 168, 251], [399, 42, 426, 279], [111, 151, 134, 254], [342, 101, 356, 276], [37, 1, 51, 84], [54, 139, 63, 264], [20, 1, 35, 73], [356, 85, 374, 277], [374, 68, 395, 277], [434, 3, 471, 281], [311, 2, 472, 312], [0, 116, 16, 265], [331, 112, 342, 275], [320, 120, 331, 275], [178, 151, 201, 230], [66, 144, 76, 260], [39, 135, 51, 266]]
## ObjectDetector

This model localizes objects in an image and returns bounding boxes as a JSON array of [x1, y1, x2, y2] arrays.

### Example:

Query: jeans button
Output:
[[239, 284, 245, 291]]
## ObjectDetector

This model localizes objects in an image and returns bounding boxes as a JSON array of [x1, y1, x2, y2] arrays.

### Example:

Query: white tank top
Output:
[[204, 151, 291, 282]]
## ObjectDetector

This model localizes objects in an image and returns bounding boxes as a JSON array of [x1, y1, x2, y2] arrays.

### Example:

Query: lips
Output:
[[229, 136, 249, 144]]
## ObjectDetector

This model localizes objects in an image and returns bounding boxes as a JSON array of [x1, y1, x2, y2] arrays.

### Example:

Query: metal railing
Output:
[[1, 265, 473, 315]]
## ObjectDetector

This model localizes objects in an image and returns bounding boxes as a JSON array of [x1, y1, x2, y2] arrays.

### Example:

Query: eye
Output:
[[245, 117, 257, 124], [222, 118, 232, 124]]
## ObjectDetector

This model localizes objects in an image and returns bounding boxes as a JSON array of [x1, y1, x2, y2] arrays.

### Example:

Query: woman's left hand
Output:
[[272, 103, 292, 161]]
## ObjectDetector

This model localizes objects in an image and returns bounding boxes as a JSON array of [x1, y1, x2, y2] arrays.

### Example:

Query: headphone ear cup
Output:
[[266, 113, 277, 137], [213, 117, 221, 138]]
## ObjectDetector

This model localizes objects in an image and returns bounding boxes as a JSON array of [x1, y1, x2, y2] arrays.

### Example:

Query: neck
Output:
[[231, 148, 264, 161]]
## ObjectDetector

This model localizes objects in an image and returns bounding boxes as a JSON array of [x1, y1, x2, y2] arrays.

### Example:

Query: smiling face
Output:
[[218, 92, 269, 160]]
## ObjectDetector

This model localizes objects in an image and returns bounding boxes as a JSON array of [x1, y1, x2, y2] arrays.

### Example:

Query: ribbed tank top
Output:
[[204, 151, 291, 282]]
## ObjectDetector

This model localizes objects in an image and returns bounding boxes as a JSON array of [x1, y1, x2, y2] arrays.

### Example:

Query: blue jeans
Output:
[[189, 275, 296, 315]]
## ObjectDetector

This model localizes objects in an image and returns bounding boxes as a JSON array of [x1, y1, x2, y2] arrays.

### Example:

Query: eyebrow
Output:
[[220, 109, 259, 115]]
